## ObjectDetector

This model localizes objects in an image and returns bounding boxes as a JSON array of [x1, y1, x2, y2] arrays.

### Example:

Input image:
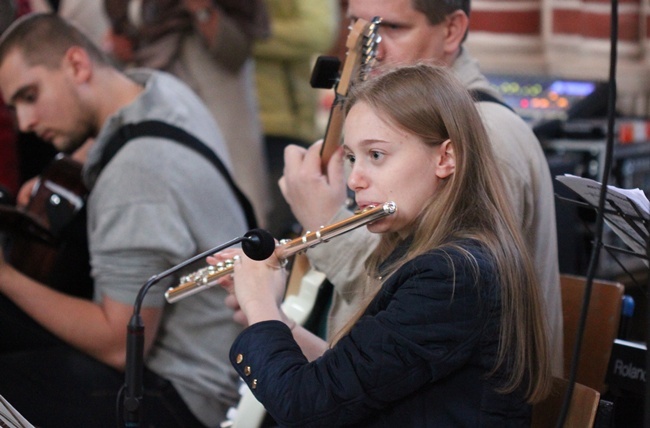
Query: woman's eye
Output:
[[370, 150, 383, 160], [345, 153, 356, 164]]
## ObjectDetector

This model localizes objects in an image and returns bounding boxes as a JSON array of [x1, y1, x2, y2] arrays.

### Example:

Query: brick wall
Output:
[[466, 0, 650, 115]]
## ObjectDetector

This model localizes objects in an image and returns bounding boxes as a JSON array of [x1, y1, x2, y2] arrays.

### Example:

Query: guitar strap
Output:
[[470, 89, 515, 113], [100, 120, 258, 230]]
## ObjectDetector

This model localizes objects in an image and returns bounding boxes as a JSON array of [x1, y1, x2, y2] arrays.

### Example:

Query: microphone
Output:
[[122, 228, 274, 426], [241, 228, 276, 261]]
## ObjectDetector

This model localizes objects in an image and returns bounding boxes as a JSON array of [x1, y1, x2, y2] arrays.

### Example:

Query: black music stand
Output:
[[555, 174, 649, 427]]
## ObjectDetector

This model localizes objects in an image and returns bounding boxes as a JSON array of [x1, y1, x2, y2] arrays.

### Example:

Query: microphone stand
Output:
[[122, 234, 253, 427]]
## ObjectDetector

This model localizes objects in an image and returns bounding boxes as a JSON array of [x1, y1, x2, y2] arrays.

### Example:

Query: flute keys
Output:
[[167, 202, 398, 304]]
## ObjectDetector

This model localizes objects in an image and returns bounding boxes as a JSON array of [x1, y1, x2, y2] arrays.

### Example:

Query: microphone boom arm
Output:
[[122, 229, 272, 426]]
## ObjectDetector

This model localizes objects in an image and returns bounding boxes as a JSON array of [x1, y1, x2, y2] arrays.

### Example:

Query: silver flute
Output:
[[164, 201, 397, 303]]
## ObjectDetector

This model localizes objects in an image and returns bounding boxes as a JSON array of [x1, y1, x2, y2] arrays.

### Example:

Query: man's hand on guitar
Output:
[[16, 177, 38, 208], [0, 242, 5, 267], [0, 245, 18, 295], [279, 140, 347, 232]]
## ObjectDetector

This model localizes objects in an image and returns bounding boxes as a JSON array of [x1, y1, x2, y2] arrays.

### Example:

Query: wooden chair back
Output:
[[560, 274, 624, 393], [532, 377, 601, 428]]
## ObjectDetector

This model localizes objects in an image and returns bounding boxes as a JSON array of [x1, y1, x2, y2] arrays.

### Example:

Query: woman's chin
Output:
[[367, 220, 391, 234]]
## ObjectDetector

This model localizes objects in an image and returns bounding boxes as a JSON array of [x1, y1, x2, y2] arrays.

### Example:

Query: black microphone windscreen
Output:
[[241, 229, 276, 261]]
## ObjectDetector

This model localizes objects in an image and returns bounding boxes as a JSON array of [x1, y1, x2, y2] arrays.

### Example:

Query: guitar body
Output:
[[0, 155, 91, 293], [223, 17, 382, 428], [23, 154, 87, 238]]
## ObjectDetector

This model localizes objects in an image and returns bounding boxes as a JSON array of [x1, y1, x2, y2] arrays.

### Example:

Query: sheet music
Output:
[[0, 395, 34, 428], [556, 174, 650, 258]]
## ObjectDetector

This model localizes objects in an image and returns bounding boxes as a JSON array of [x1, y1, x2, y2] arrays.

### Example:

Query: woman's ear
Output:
[[435, 139, 455, 179]]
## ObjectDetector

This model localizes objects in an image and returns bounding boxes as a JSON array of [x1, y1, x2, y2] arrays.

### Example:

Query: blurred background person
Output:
[[254, 0, 339, 238], [0, 100, 19, 203], [58, 0, 109, 47], [104, 0, 272, 227], [0, 0, 19, 201]]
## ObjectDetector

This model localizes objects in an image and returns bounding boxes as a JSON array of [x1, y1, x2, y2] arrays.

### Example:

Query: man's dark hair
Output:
[[0, 0, 17, 35], [0, 12, 111, 69], [413, 0, 471, 25]]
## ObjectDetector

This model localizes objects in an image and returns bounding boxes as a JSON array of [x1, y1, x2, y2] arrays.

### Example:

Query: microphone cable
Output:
[[555, 0, 619, 426], [119, 229, 275, 427]]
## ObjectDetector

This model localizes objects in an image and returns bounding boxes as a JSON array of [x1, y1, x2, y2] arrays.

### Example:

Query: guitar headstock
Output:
[[319, 16, 382, 168], [337, 16, 382, 96]]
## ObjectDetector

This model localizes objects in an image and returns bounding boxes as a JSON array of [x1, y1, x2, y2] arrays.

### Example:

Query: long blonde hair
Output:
[[335, 64, 551, 403]]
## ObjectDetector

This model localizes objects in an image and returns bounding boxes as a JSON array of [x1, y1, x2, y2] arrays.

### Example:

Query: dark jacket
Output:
[[230, 240, 531, 427]]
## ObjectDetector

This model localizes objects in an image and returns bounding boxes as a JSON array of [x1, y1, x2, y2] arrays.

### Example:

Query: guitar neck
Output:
[[319, 101, 345, 172], [318, 18, 374, 171], [286, 100, 343, 297], [286, 17, 381, 298]]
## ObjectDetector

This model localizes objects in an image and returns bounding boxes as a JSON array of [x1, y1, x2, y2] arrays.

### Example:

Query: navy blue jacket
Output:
[[230, 240, 531, 427]]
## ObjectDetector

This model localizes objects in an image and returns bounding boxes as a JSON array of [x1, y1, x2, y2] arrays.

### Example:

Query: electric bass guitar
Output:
[[285, 14, 382, 307], [221, 16, 382, 428]]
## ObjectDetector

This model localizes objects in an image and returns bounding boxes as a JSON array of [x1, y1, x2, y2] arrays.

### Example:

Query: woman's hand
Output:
[[211, 250, 329, 361], [210, 249, 248, 326], [210, 248, 288, 326]]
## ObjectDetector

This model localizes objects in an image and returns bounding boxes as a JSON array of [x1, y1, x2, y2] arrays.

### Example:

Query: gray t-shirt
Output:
[[83, 69, 248, 426]]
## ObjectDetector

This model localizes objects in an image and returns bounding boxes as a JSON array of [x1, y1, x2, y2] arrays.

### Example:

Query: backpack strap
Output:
[[99, 120, 258, 229], [470, 89, 515, 113]]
